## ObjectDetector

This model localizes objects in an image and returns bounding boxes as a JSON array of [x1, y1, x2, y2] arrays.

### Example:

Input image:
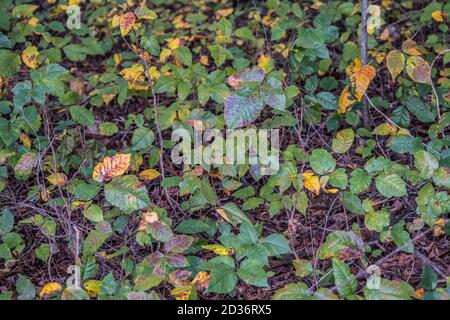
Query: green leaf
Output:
[[141, 35, 160, 56], [332, 128, 354, 153], [364, 279, 414, 300], [375, 173, 407, 198], [83, 205, 104, 223], [0, 49, 21, 77], [260, 233, 291, 256], [317, 230, 363, 260], [35, 243, 50, 262], [421, 265, 438, 291], [237, 258, 269, 287], [82, 221, 112, 258], [70, 105, 95, 126], [145, 221, 173, 242], [220, 202, 251, 226], [224, 92, 264, 129], [272, 282, 311, 300], [349, 168, 371, 194], [365, 210, 390, 232], [16, 275, 36, 300], [332, 258, 357, 297], [104, 175, 150, 213], [414, 150, 439, 179], [328, 168, 348, 189], [0, 208, 14, 235], [309, 149, 336, 175], [174, 46, 192, 66]]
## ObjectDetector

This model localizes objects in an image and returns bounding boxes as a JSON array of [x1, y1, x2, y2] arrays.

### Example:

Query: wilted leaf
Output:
[[21, 46, 40, 69]]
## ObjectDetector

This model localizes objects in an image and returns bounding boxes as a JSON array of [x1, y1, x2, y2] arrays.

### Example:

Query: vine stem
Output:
[[360, 0, 370, 128]]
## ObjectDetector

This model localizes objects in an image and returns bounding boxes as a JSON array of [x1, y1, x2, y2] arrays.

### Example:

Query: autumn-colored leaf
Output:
[[46, 172, 68, 186], [138, 210, 159, 231], [402, 39, 421, 56], [22, 46, 40, 69], [92, 153, 131, 183], [202, 244, 234, 256], [350, 60, 376, 101], [139, 168, 161, 181], [431, 10, 444, 23], [39, 282, 62, 299], [406, 56, 431, 84], [302, 171, 320, 196], [83, 280, 101, 297], [171, 286, 192, 300], [257, 54, 273, 74], [20, 133, 32, 148], [119, 12, 135, 36], [386, 50, 405, 81], [338, 85, 356, 114], [191, 271, 211, 291], [372, 122, 398, 136]]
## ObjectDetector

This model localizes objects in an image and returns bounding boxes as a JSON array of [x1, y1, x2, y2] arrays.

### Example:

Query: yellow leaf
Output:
[[431, 10, 444, 22], [171, 286, 192, 300], [167, 38, 181, 50], [202, 244, 234, 256], [120, 63, 145, 83], [113, 53, 122, 65], [191, 271, 211, 291], [139, 168, 161, 181], [406, 56, 431, 84], [216, 8, 234, 17], [92, 153, 131, 183], [160, 48, 172, 63], [302, 171, 320, 196], [350, 61, 376, 101], [372, 122, 397, 136], [22, 46, 40, 69], [39, 282, 62, 298], [257, 54, 273, 74], [386, 50, 405, 81], [46, 172, 68, 186], [119, 12, 135, 36], [338, 85, 356, 114], [83, 280, 101, 297], [148, 66, 161, 81], [20, 133, 32, 148], [402, 39, 421, 56], [111, 15, 120, 28]]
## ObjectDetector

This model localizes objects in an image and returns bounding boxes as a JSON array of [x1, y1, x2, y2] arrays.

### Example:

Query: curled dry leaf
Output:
[[138, 210, 159, 231], [92, 153, 131, 183]]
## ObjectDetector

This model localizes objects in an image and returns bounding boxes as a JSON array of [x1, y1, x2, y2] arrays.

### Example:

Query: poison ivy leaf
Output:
[[272, 282, 311, 300], [237, 259, 269, 288], [217, 203, 251, 226], [104, 175, 150, 213], [0, 49, 21, 77], [317, 230, 363, 260], [82, 221, 112, 258], [365, 210, 390, 232], [260, 233, 291, 256], [146, 221, 173, 242]]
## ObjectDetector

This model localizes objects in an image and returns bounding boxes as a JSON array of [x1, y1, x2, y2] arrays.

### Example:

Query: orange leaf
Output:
[[402, 39, 421, 56], [338, 85, 356, 114], [119, 12, 135, 36], [350, 62, 376, 101], [92, 153, 131, 183], [406, 56, 431, 84]]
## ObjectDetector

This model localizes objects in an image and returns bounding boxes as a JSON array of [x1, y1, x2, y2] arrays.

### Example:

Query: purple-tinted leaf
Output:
[[224, 93, 264, 128], [166, 253, 189, 267], [146, 221, 173, 242], [164, 235, 194, 253]]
